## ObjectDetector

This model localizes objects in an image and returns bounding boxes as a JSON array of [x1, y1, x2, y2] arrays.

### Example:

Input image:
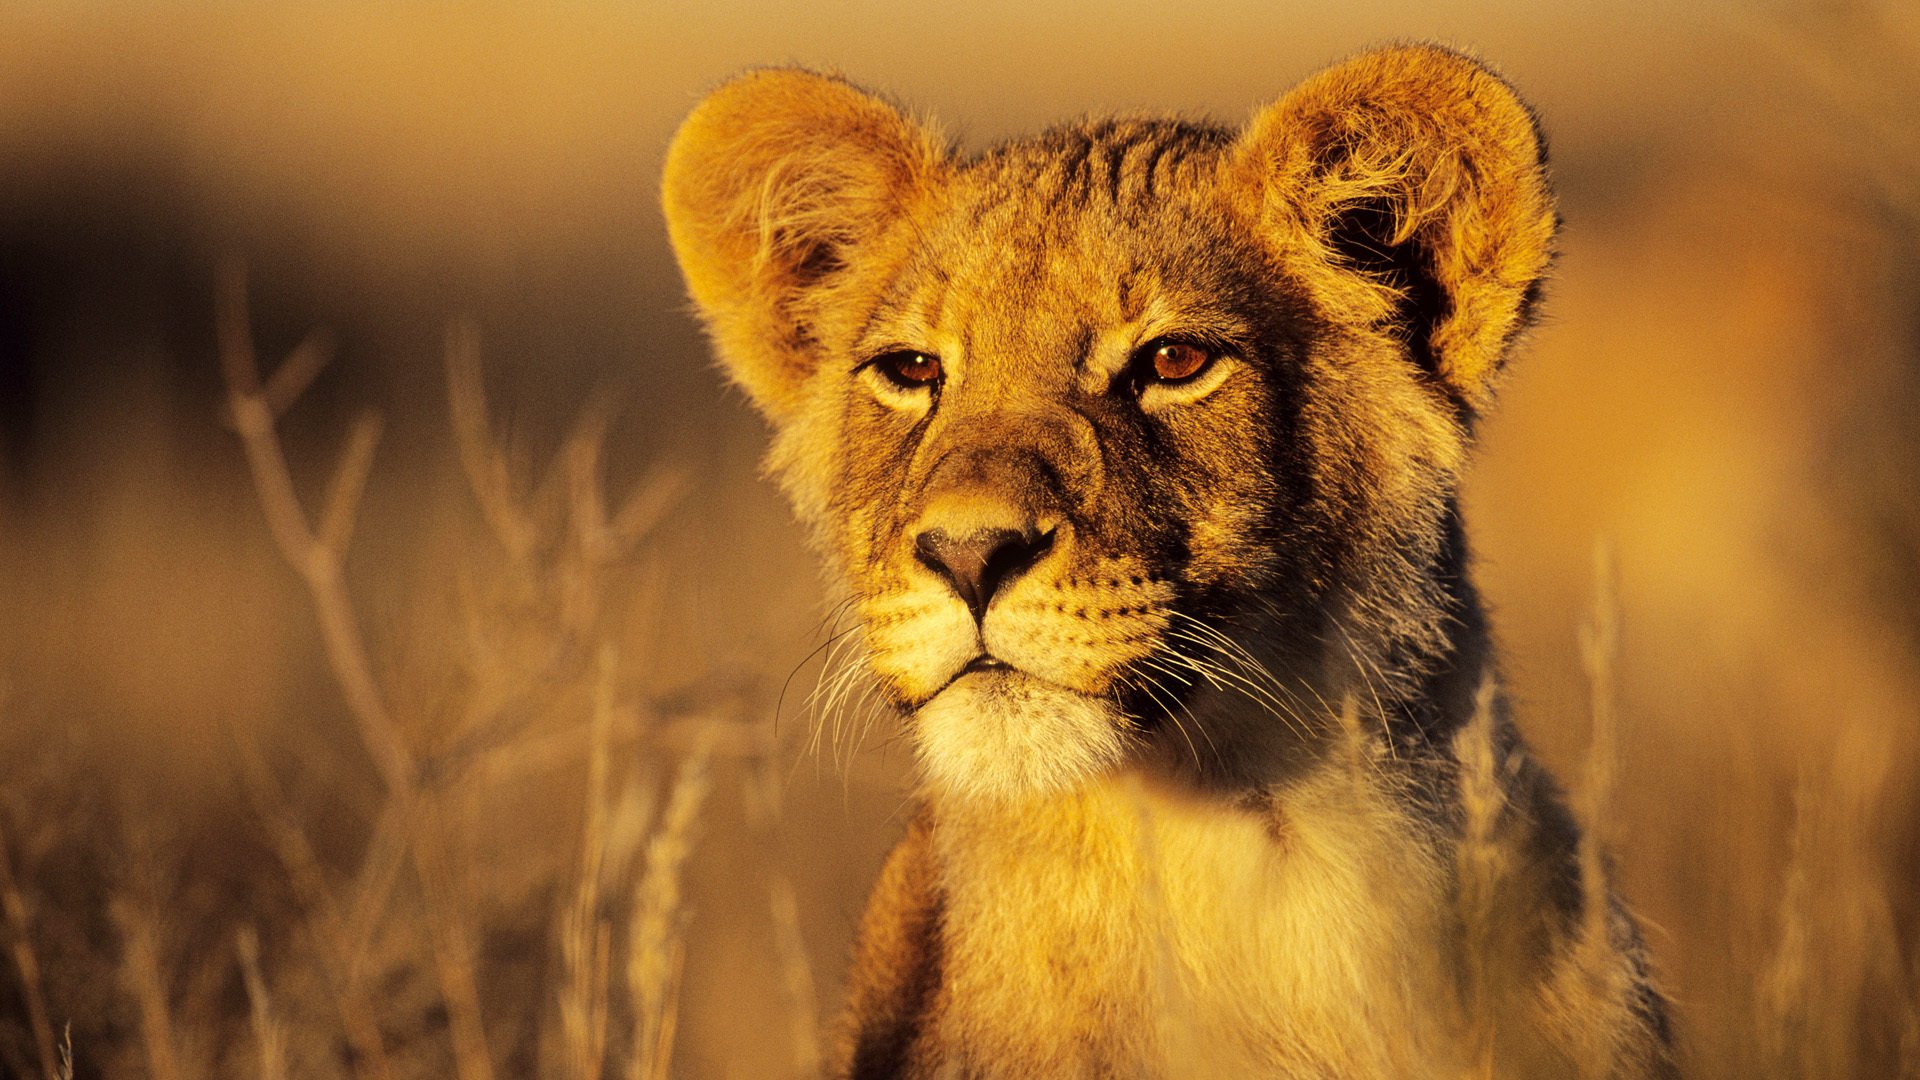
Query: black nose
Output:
[[914, 525, 1052, 620]]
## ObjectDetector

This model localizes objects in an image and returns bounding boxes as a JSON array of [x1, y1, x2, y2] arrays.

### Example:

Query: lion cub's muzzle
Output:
[[858, 477, 1174, 799]]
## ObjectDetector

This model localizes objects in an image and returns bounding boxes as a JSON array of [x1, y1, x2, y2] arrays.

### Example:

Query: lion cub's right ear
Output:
[[661, 70, 946, 423]]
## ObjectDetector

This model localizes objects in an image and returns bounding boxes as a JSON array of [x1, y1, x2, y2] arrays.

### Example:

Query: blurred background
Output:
[[0, 2, 1914, 1077]]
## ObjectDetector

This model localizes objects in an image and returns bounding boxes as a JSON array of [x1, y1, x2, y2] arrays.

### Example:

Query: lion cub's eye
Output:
[[872, 351, 943, 389], [859, 350, 943, 410], [1128, 337, 1236, 410], [1149, 341, 1211, 382]]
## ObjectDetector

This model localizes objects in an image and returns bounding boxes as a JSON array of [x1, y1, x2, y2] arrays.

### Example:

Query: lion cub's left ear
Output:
[[662, 70, 947, 424], [1233, 45, 1557, 412]]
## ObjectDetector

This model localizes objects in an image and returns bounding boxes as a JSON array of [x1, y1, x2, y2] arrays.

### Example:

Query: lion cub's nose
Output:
[[914, 525, 1051, 621]]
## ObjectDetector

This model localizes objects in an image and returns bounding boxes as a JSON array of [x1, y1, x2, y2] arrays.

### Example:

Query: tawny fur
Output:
[[664, 43, 1676, 1079]]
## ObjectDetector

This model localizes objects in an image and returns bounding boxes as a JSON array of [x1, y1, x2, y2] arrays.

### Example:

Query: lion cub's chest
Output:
[[929, 771, 1457, 1077]]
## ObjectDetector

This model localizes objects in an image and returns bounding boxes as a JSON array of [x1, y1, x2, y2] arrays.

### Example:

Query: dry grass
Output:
[[1452, 673, 1509, 1076], [0, 814, 59, 1080], [0, 286, 1913, 1077], [1756, 729, 1918, 1079], [0, 245, 1914, 1077], [234, 927, 288, 1080], [0, 268, 810, 1079]]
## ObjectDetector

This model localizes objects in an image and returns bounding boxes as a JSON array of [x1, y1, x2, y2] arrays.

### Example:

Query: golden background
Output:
[[0, 3, 1913, 1077]]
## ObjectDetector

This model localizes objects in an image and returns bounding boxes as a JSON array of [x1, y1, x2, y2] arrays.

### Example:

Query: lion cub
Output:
[[663, 44, 1676, 1078]]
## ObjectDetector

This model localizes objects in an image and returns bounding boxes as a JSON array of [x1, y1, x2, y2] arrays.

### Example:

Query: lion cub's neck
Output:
[[928, 766, 1462, 1077]]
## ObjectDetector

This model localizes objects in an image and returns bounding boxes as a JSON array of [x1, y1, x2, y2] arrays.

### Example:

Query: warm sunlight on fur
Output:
[[924, 768, 1458, 1077], [665, 44, 1674, 1077]]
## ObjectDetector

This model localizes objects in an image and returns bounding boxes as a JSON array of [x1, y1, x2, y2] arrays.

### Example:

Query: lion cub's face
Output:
[[664, 51, 1555, 801], [832, 128, 1301, 797]]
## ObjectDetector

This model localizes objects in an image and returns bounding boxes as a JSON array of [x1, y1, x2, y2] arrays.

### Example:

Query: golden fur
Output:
[[664, 44, 1676, 1078]]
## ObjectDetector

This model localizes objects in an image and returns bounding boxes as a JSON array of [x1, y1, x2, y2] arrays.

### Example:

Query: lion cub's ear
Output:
[[661, 70, 946, 423], [1233, 45, 1557, 412]]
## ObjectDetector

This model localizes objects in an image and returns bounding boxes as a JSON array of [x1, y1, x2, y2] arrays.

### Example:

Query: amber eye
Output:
[[1146, 340, 1212, 383], [873, 351, 943, 389]]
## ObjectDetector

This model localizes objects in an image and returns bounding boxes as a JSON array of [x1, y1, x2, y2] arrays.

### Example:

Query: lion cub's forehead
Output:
[[869, 119, 1248, 385], [973, 117, 1233, 209]]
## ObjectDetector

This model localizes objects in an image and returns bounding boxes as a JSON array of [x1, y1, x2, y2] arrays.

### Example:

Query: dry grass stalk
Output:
[[1762, 769, 1817, 1076], [1452, 672, 1506, 1076], [628, 742, 715, 1080], [0, 817, 59, 1080], [1561, 540, 1645, 1078], [559, 407, 617, 635], [343, 801, 414, 969], [439, 323, 690, 794], [236, 925, 291, 1080], [230, 726, 396, 1080], [109, 898, 183, 1080], [411, 798, 498, 1080], [600, 775, 661, 903], [767, 877, 822, 1080], [1576, 540, 1621, 954], [1760, 725, 1912, 1079], [746, 757, 821, 1078], [552, 394, 691, 642], [559, 645, 619, 1080]]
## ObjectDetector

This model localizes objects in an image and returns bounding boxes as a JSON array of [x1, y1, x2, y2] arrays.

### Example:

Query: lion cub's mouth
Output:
[[915, 653, 1015, 706], [860, 556, 1174, 799], [912, 653, 1132, 802]]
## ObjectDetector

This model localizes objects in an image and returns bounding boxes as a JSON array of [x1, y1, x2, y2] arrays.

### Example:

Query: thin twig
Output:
[[263, 331, 336, 420], [320, 412, 385, 556], [446, 322, 540, 568], [217, 260, 415, 797], [222, 264, 512, 1080]]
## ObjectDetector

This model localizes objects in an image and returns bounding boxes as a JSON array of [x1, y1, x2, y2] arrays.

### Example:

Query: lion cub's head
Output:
[[663, 46, 1554, 802]]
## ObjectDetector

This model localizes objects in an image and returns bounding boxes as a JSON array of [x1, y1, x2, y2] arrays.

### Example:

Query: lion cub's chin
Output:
[[912, 668, 1130, 804]]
